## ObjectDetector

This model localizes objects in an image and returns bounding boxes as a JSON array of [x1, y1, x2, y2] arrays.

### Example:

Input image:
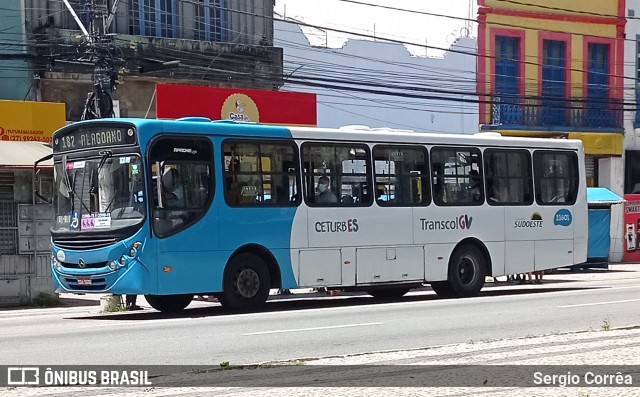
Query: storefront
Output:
[[0, 100, 64, 305], [0, 142, 55, 306]]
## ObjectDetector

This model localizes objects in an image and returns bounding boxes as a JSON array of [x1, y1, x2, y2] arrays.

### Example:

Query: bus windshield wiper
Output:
[[97, 150, 112, 173], [61, 154, 73, 198]]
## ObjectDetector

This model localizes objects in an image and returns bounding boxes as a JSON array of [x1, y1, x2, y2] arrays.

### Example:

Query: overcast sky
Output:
[[274, 0, 477, 57]]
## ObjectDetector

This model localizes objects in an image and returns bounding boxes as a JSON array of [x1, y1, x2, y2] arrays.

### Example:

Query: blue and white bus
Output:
[[48, 118, 588, 312]]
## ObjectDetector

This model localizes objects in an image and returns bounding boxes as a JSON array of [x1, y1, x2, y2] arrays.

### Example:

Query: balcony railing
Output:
[[490, 97, 623, 130]]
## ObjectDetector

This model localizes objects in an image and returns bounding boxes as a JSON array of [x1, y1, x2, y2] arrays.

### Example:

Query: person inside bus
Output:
[[162, 168, 185, 208], [468, 170, 482, 202], [316, 176, 338, 204]]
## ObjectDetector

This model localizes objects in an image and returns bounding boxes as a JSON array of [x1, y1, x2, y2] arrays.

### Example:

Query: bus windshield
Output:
[[53, 153, 145, 233]]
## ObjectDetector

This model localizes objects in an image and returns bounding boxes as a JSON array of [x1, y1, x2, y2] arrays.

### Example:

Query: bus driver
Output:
[[162, 168, 185, 208]]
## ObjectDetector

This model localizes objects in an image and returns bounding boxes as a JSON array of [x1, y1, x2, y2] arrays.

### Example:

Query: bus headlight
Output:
[[119, 256, 127, 267], [108, 261, 117, 270], [128, 247, 137, 257], [53, 259, 62, 272]]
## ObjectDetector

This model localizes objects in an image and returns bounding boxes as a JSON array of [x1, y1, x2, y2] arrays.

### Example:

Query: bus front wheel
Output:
[[219, 253, 271, 311], [447, 244, 486, 297], [145, 294, 194, 313]]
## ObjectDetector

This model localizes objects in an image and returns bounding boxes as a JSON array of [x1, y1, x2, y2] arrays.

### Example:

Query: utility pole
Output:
[[62, 0, 119, 119]]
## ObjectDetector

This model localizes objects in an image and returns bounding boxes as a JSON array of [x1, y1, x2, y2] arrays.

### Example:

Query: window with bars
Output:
[[194, 0, 226, 42], [541, 39, 567, 126], [495, 36, 520, 97], [129, 0, 177, 38]]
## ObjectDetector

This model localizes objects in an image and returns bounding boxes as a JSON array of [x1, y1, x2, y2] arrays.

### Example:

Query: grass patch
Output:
[[32, 293, 59, 308], [102, 296, 126, 313]]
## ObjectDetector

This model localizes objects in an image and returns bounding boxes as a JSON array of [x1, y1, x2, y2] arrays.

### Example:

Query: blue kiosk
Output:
[[577, 187, 624, 269]]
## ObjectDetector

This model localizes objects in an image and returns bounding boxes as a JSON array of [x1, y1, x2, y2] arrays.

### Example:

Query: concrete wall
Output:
[[274, 20, 478, 132], [25, 0, 274, 45], [0, 255, 51, 307]]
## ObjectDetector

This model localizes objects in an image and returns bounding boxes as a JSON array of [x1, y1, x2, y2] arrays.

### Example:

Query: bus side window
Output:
[[533, 151, 578, 205], [222, 140, 300, 207], [148, 136, 213, 238]]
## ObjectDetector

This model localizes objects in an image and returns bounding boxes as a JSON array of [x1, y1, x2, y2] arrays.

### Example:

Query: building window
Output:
[[625, 151, 640, 194], [541, 40, 566, 126], [586, 43, 611, 127], [195, 0, 226, 42], [129, 0, 178, 38], [494, 36, 521, 125]]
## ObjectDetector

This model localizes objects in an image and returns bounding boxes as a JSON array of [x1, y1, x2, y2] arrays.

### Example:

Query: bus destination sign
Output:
[[53, 125, 137, 152]]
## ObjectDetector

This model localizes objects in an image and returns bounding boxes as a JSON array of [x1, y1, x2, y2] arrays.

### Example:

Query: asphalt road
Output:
[[2, 267, 640, 366]]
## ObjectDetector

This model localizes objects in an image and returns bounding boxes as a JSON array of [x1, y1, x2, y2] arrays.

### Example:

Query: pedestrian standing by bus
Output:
[[126, 295, 141, 310]]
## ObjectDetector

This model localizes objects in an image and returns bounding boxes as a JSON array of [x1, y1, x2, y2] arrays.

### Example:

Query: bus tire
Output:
[[219, 253, 271, 311], [145, 294, 194, 313], [367, 287, 410, 300], [430, 281, 455, 298], [448, 244, 486, 297]]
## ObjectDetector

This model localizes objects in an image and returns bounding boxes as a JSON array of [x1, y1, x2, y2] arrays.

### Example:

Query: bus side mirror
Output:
[[34, 153, 53, 205]]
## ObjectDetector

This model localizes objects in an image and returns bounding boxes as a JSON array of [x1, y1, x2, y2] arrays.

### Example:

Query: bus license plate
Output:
[[77, 277, 92, 286]]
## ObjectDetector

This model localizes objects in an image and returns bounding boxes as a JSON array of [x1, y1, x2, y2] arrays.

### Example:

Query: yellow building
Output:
[[477, 0, 625, 185]]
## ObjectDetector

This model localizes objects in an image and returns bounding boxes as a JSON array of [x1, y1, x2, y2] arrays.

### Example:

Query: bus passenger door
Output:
[[149, 136, 218, 295]]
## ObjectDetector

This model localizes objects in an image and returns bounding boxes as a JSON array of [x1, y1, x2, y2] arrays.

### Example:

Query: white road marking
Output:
[[559, 298, 640, 308], [241, 322, 383, 336]]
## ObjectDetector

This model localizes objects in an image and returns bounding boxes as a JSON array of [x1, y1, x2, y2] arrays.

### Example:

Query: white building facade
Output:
[[274, 20, 478, 133]]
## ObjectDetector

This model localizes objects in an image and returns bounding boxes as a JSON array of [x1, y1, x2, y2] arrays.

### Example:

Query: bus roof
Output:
[[55, 118, 584, 152]]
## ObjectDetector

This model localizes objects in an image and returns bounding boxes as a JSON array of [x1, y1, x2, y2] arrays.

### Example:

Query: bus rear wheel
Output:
[[145, 294, 194, 313], [447, 244, 486, 297], [219, 253, 271, 311], [430, 281, 455, 298], [367, 287, 410, 300]]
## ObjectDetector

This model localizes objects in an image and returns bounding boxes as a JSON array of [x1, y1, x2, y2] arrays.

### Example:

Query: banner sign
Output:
[[155, 84, 317, 126], [0, 100, 66, 143], [623, 194, 640, 262]]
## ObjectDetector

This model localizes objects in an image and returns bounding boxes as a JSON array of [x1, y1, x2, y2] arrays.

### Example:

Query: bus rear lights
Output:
[[163, 266, 172, 272], [109, 261, 117, 270]]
